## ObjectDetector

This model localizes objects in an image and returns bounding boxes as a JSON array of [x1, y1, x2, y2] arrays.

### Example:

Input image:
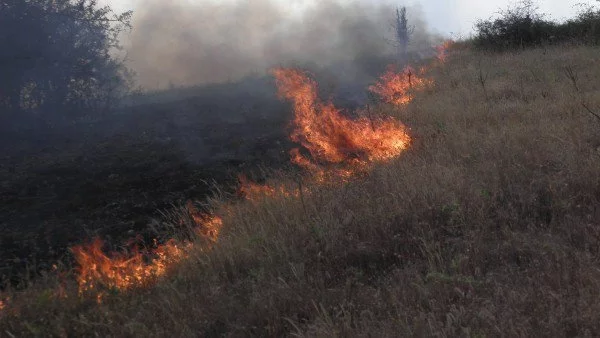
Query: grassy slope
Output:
[[3, 44, 600, 336]]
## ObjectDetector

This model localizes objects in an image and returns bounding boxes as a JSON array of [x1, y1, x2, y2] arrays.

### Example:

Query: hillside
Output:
[[2, 44, 600, 336]]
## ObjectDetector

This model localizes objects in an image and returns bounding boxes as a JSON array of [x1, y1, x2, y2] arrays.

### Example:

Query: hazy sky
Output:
[[100, 0, 593, 88], [103, 0, 593, 37]]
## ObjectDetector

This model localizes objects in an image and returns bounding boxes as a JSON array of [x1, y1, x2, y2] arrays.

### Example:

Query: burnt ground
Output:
[[0, 70, 378, 284], [0, 78, 297, 283]]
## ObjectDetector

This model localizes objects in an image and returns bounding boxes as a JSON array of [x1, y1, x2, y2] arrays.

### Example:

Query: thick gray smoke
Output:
[[123, 0, 438, 89]]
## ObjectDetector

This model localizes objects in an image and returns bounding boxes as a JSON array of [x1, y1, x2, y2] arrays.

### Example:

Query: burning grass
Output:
[[368, 41, 452, 106], [71, 210, 222, 296], [30, 60, 416, 302], [71, 238, 191, 294], [272, 67, 412, 179], [237, 174, 302, 202], [61, 60, 418, 299], [3, 43, 600, 336], [368, 65, 432, 105], [436, 40, 454, 63]]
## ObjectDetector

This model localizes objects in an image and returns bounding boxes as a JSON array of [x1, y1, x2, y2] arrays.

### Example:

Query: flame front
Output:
[[238, 174, 301, 201], [272, 68, 411, 178], [187, 201, 223, 242], [64, 43, 453, 302], [436, 40, 455, 63], [72, 213, 222, 294], [370, 41, 453, 106], [368, 65, 431, 106], [72, 238, 189, 293], [238, 174, 277, 200]]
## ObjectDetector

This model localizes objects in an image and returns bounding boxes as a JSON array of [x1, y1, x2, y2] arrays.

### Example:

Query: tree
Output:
[[0, 0, 132, 126], [474, 0, 553, 50], [394, 6, 413, 60]]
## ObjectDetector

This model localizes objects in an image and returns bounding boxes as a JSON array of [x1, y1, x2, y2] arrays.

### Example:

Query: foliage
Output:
[[0, 0, 132, 125], [474, 0, 600, 50], [395, 7, 412, 58], [560, 2, 600, 45]]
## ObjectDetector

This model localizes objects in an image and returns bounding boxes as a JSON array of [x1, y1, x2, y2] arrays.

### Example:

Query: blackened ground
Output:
[[0, 81, 296, 284], [0, 71, 378, 284]]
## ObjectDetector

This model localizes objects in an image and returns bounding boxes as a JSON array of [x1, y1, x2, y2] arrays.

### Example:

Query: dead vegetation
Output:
[[2, 44, 600, 336]]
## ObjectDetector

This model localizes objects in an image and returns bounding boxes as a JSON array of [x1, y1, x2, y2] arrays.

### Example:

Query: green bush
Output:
[[474, 0, 600, 50], [562, 4, 600, 44]]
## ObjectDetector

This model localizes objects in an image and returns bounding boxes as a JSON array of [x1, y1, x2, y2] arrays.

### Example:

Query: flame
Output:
[[186, 201, 223, 242], [72, 211, 222, 294], [0, 297, 13, 319], [238, 174, 304, 201], [435, 40, 454, 63], [370, 41, 453, 105], [71, 238, 191, 293], [52, 45, 453, 304], [238, 174, 277, 200], [272, 68, 411, 179], [369, 65, 431, 106]]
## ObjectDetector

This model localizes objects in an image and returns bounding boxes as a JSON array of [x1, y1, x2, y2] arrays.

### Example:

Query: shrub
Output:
[[561, 3, 600, 44], [474, 0, 600, 50]]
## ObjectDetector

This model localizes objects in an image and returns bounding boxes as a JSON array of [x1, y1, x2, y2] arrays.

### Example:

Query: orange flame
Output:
[[71, 238, 190, 293], [72, 212, 222, 294], [370, 41, 453, 105], [435, 40, 454, 63], [369, 65, 431, 106], [238, 174, 303, 201], [0, 297, 12, 318], [238, 174, 277, 200], [186, 201, 223, 242], [272, 68, 411, 178], [60, 45, 453, 304]]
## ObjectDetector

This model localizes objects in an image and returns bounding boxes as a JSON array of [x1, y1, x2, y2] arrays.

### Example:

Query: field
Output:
[[2, 44, 600, 336]]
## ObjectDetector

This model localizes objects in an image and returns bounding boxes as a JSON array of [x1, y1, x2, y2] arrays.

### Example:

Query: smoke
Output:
[[123, 0, 439, 89]]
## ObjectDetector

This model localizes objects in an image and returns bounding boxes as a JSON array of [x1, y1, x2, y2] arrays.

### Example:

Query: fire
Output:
[[370, 40, 453, 105], [35, 43, 452, 305], [238, 174, 277, 200], [0, 298, 6, 311], [237, 174, 306, 202], [435, 40, 454, 63], [71, 238, 190, 293], [72, 211, 222, 294], [186, 201, 223, 242], [272, 68, 411, 178], [368, 65, 431, 106]]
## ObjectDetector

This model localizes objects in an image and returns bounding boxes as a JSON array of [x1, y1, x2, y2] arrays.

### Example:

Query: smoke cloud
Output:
[[123, 0, 438, 89]]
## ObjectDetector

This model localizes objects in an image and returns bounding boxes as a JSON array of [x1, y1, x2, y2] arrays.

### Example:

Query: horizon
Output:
[[99, 0, 596, 89], [103, 0, 596, 37]]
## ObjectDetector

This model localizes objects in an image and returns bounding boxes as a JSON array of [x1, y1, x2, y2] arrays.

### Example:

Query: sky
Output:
[[100, 0, 594, 88], [103, 0, 594, 38]]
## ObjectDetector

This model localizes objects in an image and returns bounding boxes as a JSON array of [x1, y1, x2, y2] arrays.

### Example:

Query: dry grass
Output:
[[3, 44, 600, 337]]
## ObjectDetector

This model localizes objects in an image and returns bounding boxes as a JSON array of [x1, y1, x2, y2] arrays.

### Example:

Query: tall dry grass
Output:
[[2, 44, 600, 336]]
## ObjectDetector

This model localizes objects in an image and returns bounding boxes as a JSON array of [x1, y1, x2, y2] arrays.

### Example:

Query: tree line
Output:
[[474, 0, 600, 50]]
